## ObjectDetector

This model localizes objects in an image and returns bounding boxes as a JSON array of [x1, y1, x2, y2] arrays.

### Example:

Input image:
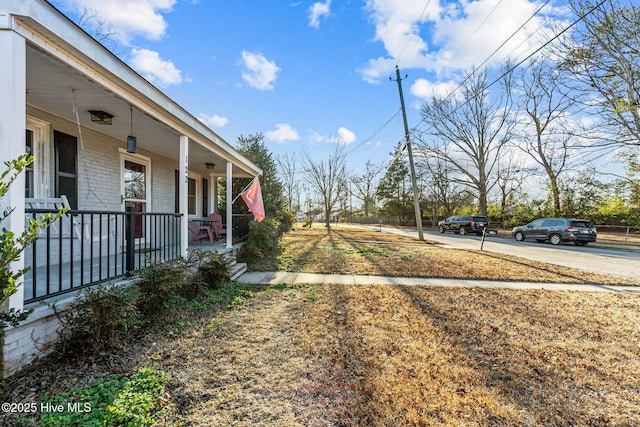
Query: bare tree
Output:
[[514, 56, 585, 217], [493, 150, 531, 227], [414, 144, 469, 224], [303, 145, 347, 232], [417, 66, 515, 216], [276, 151, 300, 212], [350, 160, 383, 217], [561, 0, 640, 149]]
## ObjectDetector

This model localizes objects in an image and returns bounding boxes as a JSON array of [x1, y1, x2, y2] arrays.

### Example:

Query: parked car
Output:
[[438, 215, 491, 235], [511, 218, 597, 246]]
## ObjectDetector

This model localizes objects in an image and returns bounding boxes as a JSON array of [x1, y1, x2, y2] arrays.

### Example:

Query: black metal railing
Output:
[[24, 208, 182, 304], [230, 214, 253, 239]]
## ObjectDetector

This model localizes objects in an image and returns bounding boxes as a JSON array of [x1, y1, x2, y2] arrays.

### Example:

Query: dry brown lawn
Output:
[[135, 284, 640, 426], [277, 226, 636, 285], [2, 226, 639, 426]]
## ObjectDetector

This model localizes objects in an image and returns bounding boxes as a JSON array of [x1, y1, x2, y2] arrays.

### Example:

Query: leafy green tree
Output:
[[1, 155, 63, 328]]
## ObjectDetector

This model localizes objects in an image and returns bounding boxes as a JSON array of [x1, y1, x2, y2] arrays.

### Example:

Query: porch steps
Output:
[[227, 258, 247, 282]]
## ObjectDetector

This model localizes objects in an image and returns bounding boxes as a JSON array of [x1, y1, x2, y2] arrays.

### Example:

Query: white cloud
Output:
[[308, 130, 326, 145], [411, 78, 458, 100], [130, 48, 182, 86], [360, 0, 567, 83], [308, 0, 331, 29], [266, 123, 300, 142], [240, 51, 281, 91], [198, 113, 228, 128], [331, 127, 357, 145], [63, 0, 176, 44]]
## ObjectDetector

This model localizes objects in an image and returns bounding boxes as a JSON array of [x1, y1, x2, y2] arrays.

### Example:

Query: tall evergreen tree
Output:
[[377, 143, 414, 222]]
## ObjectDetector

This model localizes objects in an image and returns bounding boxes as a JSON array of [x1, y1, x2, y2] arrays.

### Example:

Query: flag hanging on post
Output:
[[240, 177, 265, 222]]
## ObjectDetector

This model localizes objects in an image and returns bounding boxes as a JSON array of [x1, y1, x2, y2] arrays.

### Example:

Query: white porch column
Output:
[[211, 174, 218, 214], [0, 29, 26, 313], [179, 136, 189, 257], [226, 161, 233, 248]]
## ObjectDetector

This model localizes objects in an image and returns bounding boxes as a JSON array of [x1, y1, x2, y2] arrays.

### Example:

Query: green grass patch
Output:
[[34, 367, 169, 427], [205, 282, 254, 309]]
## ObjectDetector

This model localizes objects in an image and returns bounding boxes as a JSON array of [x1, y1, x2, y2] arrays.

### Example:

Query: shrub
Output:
[[198, 255, 231, 289], [135, 260, 185, 317], [177, 250, 230, 298], [302, 216, 313, 228], [237, 218, 279, 262], [57, 284, 138, 354], [278, 210, 296, 233]]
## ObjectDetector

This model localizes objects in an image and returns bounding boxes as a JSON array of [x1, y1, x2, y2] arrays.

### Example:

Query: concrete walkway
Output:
[[238, 271, 640, 294]]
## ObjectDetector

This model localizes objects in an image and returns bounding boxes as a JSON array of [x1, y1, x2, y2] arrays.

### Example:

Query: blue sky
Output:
[[50, 0, 569, 176]]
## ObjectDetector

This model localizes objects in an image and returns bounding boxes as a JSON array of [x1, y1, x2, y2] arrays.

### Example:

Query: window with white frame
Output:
[[25, 116, 52, 198]]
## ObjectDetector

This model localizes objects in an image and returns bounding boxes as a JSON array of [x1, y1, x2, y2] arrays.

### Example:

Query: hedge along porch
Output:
[[0, 0, 262, 376]]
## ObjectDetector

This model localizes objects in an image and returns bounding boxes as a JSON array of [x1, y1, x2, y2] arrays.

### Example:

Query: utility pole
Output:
[[391, 65, 424, 240]]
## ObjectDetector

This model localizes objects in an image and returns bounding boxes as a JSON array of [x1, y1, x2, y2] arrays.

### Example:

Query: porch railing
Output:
[[24, 208, 183, 304], [230, 214, 253, 239]]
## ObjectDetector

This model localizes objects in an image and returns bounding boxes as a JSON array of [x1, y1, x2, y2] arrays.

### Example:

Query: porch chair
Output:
[[207, 213, 227, 241], [25, 195, 82, 241], [26, 196, 116, 243], [188, 223, 215, 245]]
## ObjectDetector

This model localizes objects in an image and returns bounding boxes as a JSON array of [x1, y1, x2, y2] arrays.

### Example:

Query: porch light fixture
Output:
[[89, 110, 113, 125], [127, 106, 137, 153], [205, 162, 215, 170]]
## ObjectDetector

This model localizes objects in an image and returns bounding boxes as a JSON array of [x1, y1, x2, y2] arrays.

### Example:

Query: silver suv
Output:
[[511, 218, 597, 246]]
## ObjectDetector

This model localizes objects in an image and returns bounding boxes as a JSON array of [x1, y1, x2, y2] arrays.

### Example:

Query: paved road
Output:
[[343, 224, 640, 283]]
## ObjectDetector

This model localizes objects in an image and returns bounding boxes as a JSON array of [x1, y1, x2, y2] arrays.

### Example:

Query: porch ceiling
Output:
[[25, 45, 251, 178]]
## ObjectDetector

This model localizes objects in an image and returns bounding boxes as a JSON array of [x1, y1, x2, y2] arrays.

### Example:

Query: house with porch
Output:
[[0, 0, 262, 376]]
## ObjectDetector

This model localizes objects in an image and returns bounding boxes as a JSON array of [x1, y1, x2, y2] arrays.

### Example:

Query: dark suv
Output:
[[438, 215, 490, 235], [511, 218, 597, 246]]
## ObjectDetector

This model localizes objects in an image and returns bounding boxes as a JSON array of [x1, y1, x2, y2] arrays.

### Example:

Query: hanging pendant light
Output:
[[127, 106, 137, 153]]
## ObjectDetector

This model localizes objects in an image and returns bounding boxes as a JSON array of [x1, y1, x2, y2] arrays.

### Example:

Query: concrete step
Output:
[[229, 261, 247, 282]]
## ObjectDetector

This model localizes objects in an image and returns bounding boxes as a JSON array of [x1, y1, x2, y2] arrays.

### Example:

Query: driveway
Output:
[[344, 224, 640, 283]]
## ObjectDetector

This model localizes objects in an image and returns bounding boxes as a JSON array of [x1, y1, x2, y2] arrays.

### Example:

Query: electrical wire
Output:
[[395, 0, 433, 67], [409, 0, 609, 136], [442, 0, 505, 69], [344, 108, 402, 157]]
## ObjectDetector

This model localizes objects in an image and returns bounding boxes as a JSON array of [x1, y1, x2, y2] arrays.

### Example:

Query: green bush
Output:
[[198, 255, 231, 289], [135, 261, 185, 317], [237, 218, 278, 261], [57, 284, 138, 354], [177, 250, 230, 298], [302, 216, 313, 228], [278, 210, 296, 233]]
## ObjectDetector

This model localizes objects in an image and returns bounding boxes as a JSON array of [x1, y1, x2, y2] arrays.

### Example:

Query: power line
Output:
[[395, 0, 434, 67], [347, 1, 554, 167], [409, 0, 608, 136], [344, 108, 402, 157], [442, 0, 505, 68]]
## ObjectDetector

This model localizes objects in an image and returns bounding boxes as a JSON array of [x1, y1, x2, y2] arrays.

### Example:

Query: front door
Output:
[[121, 153, 151, 241]]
